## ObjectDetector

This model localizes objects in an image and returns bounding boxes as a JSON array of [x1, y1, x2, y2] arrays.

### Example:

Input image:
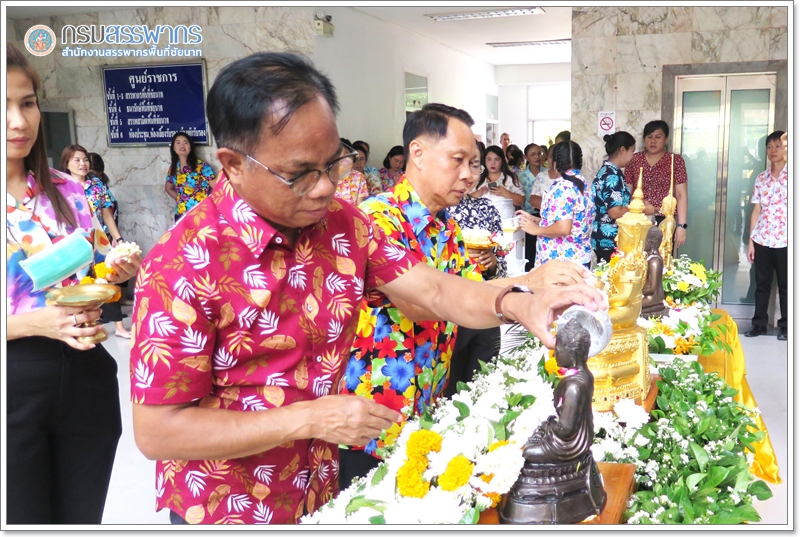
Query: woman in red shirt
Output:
[[625, 120, 689, 248]]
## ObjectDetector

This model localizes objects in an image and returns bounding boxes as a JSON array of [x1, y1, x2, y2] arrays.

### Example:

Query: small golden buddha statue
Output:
[[658, 195, 677, 269]]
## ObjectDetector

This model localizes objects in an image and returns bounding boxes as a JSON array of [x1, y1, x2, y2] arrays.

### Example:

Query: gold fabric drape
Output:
[[698, 310, 782, 484]]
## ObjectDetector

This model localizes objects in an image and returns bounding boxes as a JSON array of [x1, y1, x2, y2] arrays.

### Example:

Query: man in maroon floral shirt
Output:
[[130, 52, 606, 525]]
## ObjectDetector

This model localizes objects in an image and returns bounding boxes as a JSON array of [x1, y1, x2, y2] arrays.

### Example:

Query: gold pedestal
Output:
[[588, 326, 650, 411], [46, 284, 118, 346]]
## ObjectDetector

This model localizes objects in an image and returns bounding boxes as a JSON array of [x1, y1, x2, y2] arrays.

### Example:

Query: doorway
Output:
[[673, 73, 776, 318]]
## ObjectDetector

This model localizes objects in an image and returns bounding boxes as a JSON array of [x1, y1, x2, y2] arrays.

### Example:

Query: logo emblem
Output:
[[25, 25, 56, 57]]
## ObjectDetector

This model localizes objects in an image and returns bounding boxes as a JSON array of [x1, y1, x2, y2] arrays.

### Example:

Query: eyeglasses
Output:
[[245, 143, 359, 197], [469, 162, 482, 175]]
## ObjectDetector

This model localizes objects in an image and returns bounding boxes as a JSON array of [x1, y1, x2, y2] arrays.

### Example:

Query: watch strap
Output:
[[494, 284, 533, 324]]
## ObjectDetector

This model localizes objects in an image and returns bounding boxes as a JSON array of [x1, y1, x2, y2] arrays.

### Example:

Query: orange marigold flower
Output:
[[486, 492, 502, 508], [80, 276, 95, 285], [544, 356, 559, 375], [406, 429, 442, 460]]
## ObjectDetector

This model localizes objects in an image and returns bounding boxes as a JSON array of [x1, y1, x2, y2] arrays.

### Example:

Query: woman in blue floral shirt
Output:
[[519, 141, 595, 268], [164, 131, 216, 221], [591, 132, 636, 263]]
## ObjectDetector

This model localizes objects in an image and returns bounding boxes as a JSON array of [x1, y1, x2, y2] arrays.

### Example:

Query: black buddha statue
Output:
[[641, 226, 669, 319], [499, 319, 606, 524]]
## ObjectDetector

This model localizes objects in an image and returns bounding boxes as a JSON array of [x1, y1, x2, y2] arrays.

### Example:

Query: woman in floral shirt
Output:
[[6, 44, 141, 523], [377, 145, 405, 192], [591, 131, 635, 263], [519, 141, 595, 268], [745, 130, 788, 340], [164, 131, 216, 221]]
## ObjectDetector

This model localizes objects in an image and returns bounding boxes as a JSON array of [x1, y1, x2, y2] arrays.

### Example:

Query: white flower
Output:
[[613, 399, 650, 431], [590, 443, 606, 462]]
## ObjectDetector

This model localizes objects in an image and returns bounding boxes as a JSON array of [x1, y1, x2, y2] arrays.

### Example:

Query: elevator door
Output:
[[674, 74, 776, 318]]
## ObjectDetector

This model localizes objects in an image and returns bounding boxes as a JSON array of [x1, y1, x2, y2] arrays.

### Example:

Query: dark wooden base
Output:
[[478, 462, 637, 525]]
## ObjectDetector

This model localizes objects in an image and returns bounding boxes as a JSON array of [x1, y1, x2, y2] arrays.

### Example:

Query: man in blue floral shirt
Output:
[[338, 105, 595, 488]]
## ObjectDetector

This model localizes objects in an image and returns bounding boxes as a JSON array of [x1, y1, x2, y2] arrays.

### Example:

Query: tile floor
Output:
[[98, 313, 789, 526]]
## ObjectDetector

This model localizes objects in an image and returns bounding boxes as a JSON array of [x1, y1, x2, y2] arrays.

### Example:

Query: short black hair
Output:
[[402, 103, 474, 160], [353, 140, 370, 157], [766, 130, 785, 146], [206, 52, 339, 155], [643, 120, 670, 139]]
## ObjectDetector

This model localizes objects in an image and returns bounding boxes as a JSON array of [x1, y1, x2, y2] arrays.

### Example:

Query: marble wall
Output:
[[571, 6, 788, 176], [9, 7, 314, 254]]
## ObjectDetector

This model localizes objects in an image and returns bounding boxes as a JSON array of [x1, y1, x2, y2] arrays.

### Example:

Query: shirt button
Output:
[[316, 356, 322, 363], [275, 237, 282, 244], [307, 304, 313, 311]]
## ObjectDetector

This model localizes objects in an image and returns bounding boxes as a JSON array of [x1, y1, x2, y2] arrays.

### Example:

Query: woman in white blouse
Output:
[[470, 145, 524, 221]]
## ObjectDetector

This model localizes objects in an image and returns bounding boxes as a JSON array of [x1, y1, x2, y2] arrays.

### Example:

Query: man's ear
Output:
[[407, 139, 425, 171], [217, 148, 247, 181]]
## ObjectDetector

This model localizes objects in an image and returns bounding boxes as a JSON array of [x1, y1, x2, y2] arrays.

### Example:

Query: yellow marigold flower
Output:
[[488, 440, 509, 453], [676, 281, 690, 292], [655, 322, 673, 337], [438, 455, 474, 491], [544, 356, 559, 375], [609, 255, 620, 267], [674, 337, 692, 355], [397, 461, 430, 498], [94, 261, 116, 279], [480, 473, 494, 483], [690, 263, 707, 282], [80, 276, 95, 285], [406, 429, 442, 460]]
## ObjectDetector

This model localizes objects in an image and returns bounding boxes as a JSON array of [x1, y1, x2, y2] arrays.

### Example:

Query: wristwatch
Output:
[[494, 284, 534, 324], [676, 223, 688, 229]]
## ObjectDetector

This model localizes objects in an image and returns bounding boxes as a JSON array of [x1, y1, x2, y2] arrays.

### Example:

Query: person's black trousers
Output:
[[339, 448, 381, 490], [445, 327, 501, 399], [524, 233, 537, 272], [752, 243, 787, 329], [6, 337, 122, 524], [595, 248, 614, 265]]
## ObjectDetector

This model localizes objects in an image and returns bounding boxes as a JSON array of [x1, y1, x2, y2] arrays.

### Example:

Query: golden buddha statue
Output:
[[588, 170, 652, 411], [658, 195, 677, 270]]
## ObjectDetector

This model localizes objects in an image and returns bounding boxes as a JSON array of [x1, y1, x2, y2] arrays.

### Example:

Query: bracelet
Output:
[[494, 284, 533, 324]]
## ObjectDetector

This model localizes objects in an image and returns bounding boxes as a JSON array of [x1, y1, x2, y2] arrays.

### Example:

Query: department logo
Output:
[[25, 25, 56, 56]]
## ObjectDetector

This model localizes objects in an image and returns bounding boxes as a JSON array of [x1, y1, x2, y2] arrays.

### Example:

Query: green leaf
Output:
[[478, 359, 489, 374], [453, 400, 470, 420], [346, 495, 387, 515], [686, 472, 706, 490], [747, 480, 773, 501], [661, 367, 677, 382], [680, 497, 695, 520], [501, 410, 522, 424], [518, 394, 537, 408], [689, 442, 710, 471], [458, 508, 480, 524], [704, 466, 730, 489], [369, 514, 386, 524], [371, 464, 389, 487], [456, 381, 468, 394], [490, 419, 507, 441]]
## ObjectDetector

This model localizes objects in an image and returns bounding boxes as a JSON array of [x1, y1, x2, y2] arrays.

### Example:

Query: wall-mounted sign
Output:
[[597, 110, 616, 138], [102, 62, 209, 146]]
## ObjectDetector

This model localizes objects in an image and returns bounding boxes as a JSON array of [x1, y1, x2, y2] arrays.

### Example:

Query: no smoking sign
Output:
[[597, 111, 616, 137]]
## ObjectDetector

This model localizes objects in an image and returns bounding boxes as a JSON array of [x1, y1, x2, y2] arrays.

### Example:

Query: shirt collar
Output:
[[214, 171, 300, 258], [394, 177, 450, 237]]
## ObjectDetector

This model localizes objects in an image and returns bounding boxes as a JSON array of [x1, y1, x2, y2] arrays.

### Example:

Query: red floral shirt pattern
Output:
[[750, 165, 788, 248], [625, 151, 687, 216], [130, 174, 417, 524]]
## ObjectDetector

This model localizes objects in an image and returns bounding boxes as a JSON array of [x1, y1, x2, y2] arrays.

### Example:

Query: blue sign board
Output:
[[102, 62, 209, 146]]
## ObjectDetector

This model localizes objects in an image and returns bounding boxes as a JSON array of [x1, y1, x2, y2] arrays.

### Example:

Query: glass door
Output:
[[674, 74, 776, 318]]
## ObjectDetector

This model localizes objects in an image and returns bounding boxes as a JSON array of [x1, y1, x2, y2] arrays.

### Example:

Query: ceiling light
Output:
[[425, 8, 544, 21], [487, 39, 571, 48]]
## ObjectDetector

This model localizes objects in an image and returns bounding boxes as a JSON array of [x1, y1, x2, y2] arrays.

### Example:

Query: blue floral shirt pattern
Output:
[[591, 160, 631, 252], [536, 169, 595, 265]]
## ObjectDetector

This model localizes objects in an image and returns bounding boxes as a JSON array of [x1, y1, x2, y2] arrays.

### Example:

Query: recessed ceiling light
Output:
[[487, 39, 571, 48], [425, 8, 545, 21]]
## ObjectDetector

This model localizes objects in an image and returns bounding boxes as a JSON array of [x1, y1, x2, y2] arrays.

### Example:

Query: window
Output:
[[527, 83, 570, 146]]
